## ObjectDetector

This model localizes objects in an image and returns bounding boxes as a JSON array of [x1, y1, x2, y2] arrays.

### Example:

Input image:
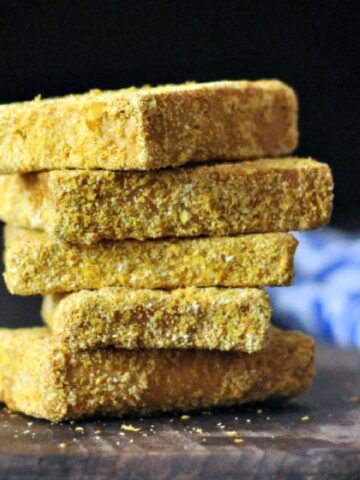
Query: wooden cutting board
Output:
[[0, 345, 359, 480]]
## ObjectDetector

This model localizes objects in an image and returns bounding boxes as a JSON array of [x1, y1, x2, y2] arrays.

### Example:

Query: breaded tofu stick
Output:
[[0, 80, 297, 173], [0, 158, 333, 244], [41, 287, 271, 353], [4, 227, 297, 295], [0, 327, 314, 422]]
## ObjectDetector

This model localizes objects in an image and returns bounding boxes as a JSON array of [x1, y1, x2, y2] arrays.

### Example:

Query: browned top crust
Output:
[[0, 80, 298, 172], [0, 158, 333, 244]]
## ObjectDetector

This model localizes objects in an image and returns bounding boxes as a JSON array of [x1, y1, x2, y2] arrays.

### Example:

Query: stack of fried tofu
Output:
[[0, 80, 333, 422]]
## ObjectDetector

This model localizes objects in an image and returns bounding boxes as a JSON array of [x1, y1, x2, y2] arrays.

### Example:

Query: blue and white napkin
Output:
[[269, 228, 360, 348]]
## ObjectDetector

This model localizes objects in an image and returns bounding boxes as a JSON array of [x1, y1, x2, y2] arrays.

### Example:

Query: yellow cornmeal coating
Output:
[[0, 158, 333, 244], [0, 80, 297, 173], [41, 287, 271, 353], [0, 327, 314, 422], [4, 227, 297, 295]]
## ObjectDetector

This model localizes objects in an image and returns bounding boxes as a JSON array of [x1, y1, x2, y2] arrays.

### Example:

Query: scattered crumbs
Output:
[[116, 441, 120, 446], [234, 438, 244, 444], [23, 430, 30, 435], [195, 428, 203, 434], [266, 417, 271, 421], [75, 426, 84, 433], [301, 415, 310, 422], [121, 424, 140, 432], [58, 443, 67, 449], [13, 434, 18, 438], [257, 409, 263, 414], [180, 415, 190, 420], [216, 422, 223, 427], [348, 395, 360, 403], [27, 422, 33, 427], [201, 411, 213, 416], [129, 439, 134, 444], [70, 420, 75, 425], [95, 436, 101, 440], [234, 417, 239, 420], [168, 418, 174, 423], [94, 429, 102, 435], [142, 433, 148, 437], [219, 425, 226, 430], [226, 431, 238, 437], [180, 210, 190, 224], [246, 419, 251, 423], [202, 438, 207, 442], [119, 432, 125, 436]]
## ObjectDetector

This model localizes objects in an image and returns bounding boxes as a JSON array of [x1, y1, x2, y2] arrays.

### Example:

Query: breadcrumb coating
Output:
[[0, 158, 333, 244], [41, 287, 271, 353], [4, 227, 297, 295], [0, 327, 314, 422], [0, 80, 297, 173]]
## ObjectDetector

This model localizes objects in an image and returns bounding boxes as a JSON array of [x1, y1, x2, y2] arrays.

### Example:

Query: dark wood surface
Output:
[[0, 345, 359, 480]]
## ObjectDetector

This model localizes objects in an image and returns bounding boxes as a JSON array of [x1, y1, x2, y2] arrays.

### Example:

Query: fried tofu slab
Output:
[[0, 327, 314, 421], [0, 80, 297, 172], [4, 227, 297, 295], [42, 287, 271, 353], [0, 158, 332, 244]]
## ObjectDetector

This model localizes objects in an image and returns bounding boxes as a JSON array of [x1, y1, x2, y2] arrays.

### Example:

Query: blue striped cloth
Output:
[[269, 229, 360, 348]]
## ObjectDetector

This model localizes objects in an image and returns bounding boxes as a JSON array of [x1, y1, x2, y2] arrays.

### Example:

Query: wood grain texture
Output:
[[0, 346, 359, 480]]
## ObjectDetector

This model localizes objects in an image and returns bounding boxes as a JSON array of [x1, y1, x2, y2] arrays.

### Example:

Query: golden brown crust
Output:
[[42, 287, 271, 353], [4, 227, 297, 295], [0, 327, 314, 421], [0, 158, 333, 244], [0, 80, 298, 173]]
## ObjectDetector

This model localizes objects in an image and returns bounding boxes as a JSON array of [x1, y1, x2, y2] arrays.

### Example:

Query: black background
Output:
[[0, 0, 359, 326]]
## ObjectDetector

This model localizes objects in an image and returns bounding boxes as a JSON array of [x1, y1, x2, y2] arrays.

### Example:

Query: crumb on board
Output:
[[348, 395, 360, 403], [301, 415, 310, 422], [58, 442, 67, 448], [180, 415, 190, 420], [226, 431, 238, 436], [121, 424, 140, 432], [234, 438, 244, 444]]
